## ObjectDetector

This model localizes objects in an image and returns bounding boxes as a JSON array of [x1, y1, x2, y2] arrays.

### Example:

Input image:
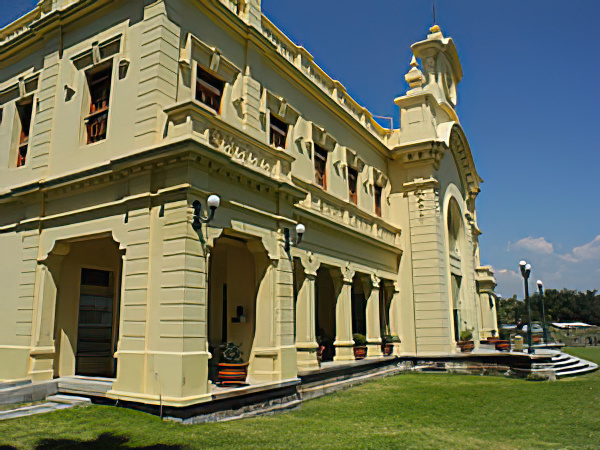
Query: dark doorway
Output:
[[75, 268, 119, 377]]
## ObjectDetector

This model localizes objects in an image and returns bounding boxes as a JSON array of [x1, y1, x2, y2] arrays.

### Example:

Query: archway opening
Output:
[[207, 236, 258, 382], [447, 197, 465, 343], [51, 235, 123, 378], [351, 275, 367, 337], [315, 267, 336, 362]]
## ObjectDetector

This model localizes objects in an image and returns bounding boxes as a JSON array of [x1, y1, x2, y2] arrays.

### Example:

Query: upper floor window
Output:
[[374, 184, 383, 217], [314, 145, 328, 189], [269, 115, 288, 149], [85, 62, 112, 144], [196, 67, 224, 112], [348, 166, 358, 205], [16, 98, 34, 167]]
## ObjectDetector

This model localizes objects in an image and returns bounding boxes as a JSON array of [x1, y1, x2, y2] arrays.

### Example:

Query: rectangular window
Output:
[[314, 145, 328, 189], [16, 98, 33, 167], [196, 67, 224, 112], [374, 184, 383, 217], [348, 167, 358, 204], [85, 63, 112, 144], [269, 115, 288, 149]]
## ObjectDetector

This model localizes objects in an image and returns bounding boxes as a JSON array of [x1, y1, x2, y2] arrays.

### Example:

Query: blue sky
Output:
[[2, 0, 600, 298]]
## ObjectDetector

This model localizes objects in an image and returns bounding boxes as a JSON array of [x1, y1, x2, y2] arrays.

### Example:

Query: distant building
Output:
[[0, 0, 497, 407], [551, 323, 599, 346]]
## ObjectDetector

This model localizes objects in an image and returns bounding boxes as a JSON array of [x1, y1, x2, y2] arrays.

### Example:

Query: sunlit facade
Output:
[[0, 0, 497, 407]]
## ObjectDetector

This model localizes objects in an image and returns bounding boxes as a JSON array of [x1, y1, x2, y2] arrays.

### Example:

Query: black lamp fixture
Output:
[[519, 260, 533, 354], [536, 279, 549, 345], [284, 223, 306, 253], [192, 194, 221, 230]]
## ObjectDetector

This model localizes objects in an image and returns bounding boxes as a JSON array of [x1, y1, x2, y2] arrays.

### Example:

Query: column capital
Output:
[[298, 251, 320, 277], [341, 265, 355, 284], [370, 274, 380, 289]]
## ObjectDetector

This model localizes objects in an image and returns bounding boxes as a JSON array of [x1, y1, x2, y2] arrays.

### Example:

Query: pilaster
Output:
[[109, 204, 152, 401], [134, 0, 180, 146], [404, 177, 453, 354]]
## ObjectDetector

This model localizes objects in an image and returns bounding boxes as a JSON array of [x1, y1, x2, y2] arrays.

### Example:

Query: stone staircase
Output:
[[531, 352, 599, 379]]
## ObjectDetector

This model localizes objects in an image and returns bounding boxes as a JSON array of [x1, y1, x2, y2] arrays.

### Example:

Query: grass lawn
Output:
[[1, 347, 599, 449]]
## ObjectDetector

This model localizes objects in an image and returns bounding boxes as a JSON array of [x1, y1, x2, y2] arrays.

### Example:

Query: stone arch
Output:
[[443, 184, 476, 344], [37, 233, 125, 378]]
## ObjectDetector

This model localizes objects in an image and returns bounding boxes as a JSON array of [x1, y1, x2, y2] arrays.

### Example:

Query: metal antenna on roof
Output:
[[433, 0, 437, 25]]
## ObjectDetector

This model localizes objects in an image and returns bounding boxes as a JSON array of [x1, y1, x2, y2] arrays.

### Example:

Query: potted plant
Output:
[[381, 335, 400, 356], [317, 335, 334, 363], [459, 329, 474, 353], [218, 343, 249, 386], [353, 333, 368, 360]]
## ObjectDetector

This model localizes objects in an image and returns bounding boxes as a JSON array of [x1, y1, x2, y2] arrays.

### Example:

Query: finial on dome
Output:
[[405, 56, 424, 89], [430, 24, 441, 33]]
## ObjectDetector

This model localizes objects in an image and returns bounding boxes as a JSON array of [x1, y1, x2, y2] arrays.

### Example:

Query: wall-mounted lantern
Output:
[[284, 223, 305, 253], [192, 194, 221, 230]]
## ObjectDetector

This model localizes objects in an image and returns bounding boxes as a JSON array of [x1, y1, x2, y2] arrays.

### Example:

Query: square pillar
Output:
[[295, 271, 319, 370], [365, 275, 383, 358], [333, 268, 355, 361]]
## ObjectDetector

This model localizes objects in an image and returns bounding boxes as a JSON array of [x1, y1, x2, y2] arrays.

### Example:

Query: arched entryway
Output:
[[315, 267, 336, 361], [447, 197, 466, 343], [50, 235, 123, 378], [207, 235, 263, 382], [351, 275, 367, 337]]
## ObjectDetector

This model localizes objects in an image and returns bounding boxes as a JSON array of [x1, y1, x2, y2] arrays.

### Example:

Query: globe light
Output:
[[207, 194, 221, 209]]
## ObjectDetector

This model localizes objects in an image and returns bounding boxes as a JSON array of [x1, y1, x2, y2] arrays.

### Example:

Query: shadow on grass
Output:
[[1, 433, 185, 450]]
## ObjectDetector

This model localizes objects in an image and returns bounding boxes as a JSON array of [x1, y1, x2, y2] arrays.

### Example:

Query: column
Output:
[[296, 271, 319, 370], [389, 281, 403, 356], [365, 275, 383, 358], [333, 267, 355, 361]]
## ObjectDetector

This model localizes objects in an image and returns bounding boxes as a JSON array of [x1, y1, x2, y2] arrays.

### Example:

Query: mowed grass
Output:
[[1, 347, 599, 450]]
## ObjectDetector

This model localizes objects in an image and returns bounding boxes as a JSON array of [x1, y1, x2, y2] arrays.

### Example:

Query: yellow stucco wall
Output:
[[0, 0, 497, 405]]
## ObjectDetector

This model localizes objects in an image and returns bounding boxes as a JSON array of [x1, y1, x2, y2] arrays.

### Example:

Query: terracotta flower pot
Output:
[[382, 343, 394, 356], [218, 362, 249, 386], [459, 340, 474, 353], [354, 346, 367, 360]]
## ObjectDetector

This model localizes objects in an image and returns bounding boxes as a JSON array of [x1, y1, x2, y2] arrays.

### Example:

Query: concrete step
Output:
[[556, 362, 598, 378], [0, 380, 58, 406], [0, 380, 31, 391], [57, 377, 113, 397], [46, 394, 92, 405], [0, 400, 84, 422]]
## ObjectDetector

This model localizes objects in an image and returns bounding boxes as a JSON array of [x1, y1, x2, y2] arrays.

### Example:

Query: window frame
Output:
[[269, 114, 289, 149], [15, 96, 34, 168], [374, 184, 383, 217], [348, 166, 358, 205], [84, 61, 113, 145], [314, 144, 329, 189], [195, 65, 225, 113]]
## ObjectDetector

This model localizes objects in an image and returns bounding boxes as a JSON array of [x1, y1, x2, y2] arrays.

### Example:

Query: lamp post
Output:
[[519, 260, 533, 354], [537, 280, 549, 345]]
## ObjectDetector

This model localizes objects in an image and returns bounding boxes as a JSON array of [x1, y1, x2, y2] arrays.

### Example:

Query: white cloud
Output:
[[511, 236, 554, 254], [497, 269, 520, 278], [559, 235, 600, 263]]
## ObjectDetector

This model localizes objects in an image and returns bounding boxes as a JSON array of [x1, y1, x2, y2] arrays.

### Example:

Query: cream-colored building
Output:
[[0, 0, 497, 407]]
